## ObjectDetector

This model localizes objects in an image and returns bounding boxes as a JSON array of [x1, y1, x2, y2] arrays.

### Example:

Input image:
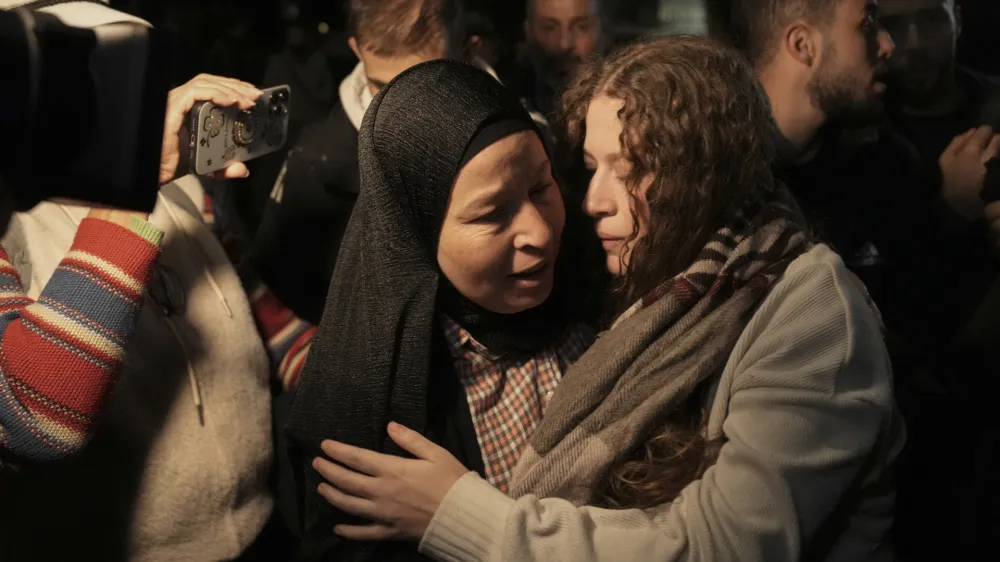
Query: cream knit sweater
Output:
[[420, 245, 904, 562], [0, 177, 273, 561]]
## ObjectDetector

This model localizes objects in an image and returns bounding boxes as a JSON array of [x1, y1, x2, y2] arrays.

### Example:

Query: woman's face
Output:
[[582, 95, 652, 276], [438, 131, 565, 314]]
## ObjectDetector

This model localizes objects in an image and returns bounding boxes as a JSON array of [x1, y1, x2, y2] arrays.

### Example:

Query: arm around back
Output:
[[420, 245, 902, 562]]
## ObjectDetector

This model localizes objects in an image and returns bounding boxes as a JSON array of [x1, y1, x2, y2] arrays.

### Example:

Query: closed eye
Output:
[[530, 181, 553, 201], [475, 205, 508, 223]]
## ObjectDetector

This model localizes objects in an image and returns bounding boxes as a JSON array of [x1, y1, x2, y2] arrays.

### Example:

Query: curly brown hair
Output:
[[563, 34, 778, 310], [561, 35, 779, 508]]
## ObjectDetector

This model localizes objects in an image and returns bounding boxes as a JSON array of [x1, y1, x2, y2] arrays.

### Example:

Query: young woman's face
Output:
[[438, 131, 565, 313], [582, 95, 652, 276]]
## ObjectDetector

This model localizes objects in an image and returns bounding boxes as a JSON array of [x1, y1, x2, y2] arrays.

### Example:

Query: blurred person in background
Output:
[[513, 0, 609, 229], [880, 0, 1000, 546], [466, 10, 502, 69], [517, 0, 604, 119], [158, 2, 208, 87], [235, 2, 336, 242], [880, 0, 1000, 180], [247, 0, 468, 327], [0, 75, 284, 562], [724, 0, 1000, 557], [263, 2, 335, 142], [321, 28, 361, 89], [206, 9, 267, 86]]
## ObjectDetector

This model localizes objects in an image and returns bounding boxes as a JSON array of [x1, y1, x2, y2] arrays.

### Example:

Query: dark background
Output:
[[109, 0, 1000, 88]]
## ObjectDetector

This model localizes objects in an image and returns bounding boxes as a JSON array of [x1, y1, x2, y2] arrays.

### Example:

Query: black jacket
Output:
[[779, 127, 999, 380], [247, 100, 360, 325]]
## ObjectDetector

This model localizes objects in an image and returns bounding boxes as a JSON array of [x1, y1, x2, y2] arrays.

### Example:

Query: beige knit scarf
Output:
[[508, 185, 810, 504]]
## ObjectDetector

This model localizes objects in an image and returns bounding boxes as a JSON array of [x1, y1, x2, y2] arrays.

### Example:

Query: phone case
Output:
[[188, 84, 291, 176]]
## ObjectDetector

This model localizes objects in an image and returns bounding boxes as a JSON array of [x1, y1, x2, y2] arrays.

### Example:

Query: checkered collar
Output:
[[440, 315, 503, 361]]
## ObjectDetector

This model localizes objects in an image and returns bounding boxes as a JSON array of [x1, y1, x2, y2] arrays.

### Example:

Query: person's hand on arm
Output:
[[312, 265, 898, 562], [312, 422, 471, 541]]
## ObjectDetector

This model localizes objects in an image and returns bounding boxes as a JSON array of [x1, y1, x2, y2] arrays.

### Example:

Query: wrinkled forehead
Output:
[[879, 0, 953, 18]]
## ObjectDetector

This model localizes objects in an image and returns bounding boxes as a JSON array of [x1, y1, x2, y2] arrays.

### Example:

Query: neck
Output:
[[438, 282, 567, 357], [758, 65, 826, 162]]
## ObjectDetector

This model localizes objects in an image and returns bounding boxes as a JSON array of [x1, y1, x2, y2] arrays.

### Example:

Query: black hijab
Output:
[[286, 60, 580, 562]]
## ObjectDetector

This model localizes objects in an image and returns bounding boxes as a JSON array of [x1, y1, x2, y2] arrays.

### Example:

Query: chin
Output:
[[489, 278, 552, 314], [605, 254, 623, 277], [499, 295, 549, 315]]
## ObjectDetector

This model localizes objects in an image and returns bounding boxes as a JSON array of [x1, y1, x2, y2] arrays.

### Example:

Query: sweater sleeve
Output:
[[246, 281, 316, 390], [419, 255, 900, 562], [202, 191, 316, 390], [0, 217, 162, 470]]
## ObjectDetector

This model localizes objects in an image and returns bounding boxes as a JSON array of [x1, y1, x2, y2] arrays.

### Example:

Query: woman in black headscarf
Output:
[[285, 60, 598, 561]]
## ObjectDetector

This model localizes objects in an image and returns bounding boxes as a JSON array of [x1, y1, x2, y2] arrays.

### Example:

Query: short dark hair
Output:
[[349, 0, 465, 57], [525, 0, 602, 21], [717, 0, 838, 65]]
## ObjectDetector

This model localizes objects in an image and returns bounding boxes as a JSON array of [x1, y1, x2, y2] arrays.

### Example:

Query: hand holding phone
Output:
[[187, 84, 291, 177], [160, 74, 263, 185]]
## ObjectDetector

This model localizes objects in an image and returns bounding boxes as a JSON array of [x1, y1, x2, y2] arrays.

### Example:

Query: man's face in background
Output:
[[807, 0, 895, 127], [524, 0, 601, 82], [880, 0, 959, 105]]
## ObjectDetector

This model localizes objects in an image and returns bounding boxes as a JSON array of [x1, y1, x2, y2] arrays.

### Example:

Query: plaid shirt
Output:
[[442, 316, 594, 492]]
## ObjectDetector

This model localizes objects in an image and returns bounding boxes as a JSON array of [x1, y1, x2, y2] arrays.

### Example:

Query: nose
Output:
[[583, 173, 616, 219], [557, 27, 573, 53], [877, 27, 896, 60], [512, 202, 557, 253]]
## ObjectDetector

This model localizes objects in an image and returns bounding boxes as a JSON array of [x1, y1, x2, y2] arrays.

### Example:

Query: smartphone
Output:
[[186, 84, 291, 176]]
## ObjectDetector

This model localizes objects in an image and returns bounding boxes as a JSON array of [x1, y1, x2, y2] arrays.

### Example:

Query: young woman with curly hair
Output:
[[309, 35, 904, 562]]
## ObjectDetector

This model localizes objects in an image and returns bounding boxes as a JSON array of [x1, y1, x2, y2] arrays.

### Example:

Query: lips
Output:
[[871, 67, 889, 95], [599, 236, 624, 251], [510, 261, 548, 279]]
